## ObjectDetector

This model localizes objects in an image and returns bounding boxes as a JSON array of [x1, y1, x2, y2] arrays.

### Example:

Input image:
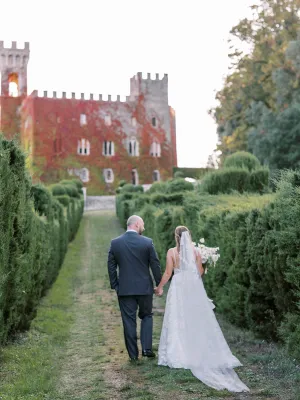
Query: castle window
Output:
[[77, 139, 90, 155], [79, 168, 89, 182], [68, 168, 90, 183], [103, 141, 115, 156], [150, 142, 161, 157], [80, 114, 87, 126], [131, 169, 139, 185], [152, 117, 156, 127], [128, 137, 139, 156], [103, 168, 114, 183], [153, 170, 160, 182], [105, 115, 112, 126], [131, 117, 137, 127], [8, 73, 19, 97]]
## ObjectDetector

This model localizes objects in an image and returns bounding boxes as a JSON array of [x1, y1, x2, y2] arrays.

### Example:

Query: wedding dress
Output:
[[158, 232, 249, 393]]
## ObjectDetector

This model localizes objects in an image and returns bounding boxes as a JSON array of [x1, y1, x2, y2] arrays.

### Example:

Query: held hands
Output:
[[154, 286, 163, 297]]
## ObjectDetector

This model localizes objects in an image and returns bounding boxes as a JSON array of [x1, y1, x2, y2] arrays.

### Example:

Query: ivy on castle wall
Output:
[[1, 81, 177, 193]]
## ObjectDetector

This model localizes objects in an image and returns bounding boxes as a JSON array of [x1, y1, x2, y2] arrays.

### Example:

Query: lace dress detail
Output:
[[158, 243, 249, 393]]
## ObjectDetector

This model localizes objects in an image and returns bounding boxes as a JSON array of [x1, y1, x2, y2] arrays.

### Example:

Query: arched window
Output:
[[128, 137, 139, 156], [153, 170, 160, 182], [79, 168, 89, 183], [152, 117, 156, 127], [103, 141, 115, 156], [103, 168, 114, 183], [77, 139, 90, 155], [8, 73, 19, 97], [150, 142, 161, 157]]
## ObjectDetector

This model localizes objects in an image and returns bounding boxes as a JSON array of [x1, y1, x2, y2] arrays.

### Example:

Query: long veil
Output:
[[178, 232, 250, 392]]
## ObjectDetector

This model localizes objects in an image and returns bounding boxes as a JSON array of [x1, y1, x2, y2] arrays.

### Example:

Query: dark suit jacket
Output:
[[107, 231, 162, 296]]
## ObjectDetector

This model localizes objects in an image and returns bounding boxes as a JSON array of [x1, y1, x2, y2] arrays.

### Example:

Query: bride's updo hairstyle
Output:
[[175, 226, 191, 252]]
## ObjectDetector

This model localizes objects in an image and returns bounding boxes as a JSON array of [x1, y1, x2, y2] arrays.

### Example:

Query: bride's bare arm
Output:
[[156, 249, 174, 294], [195, 250, 204, 276]]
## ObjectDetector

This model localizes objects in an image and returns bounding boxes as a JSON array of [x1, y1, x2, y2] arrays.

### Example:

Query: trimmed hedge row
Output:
[[115, 172, 300, 359], [202, 171, 300, 358], [0, 137, 84, 343], [200, 167, 270, 194]]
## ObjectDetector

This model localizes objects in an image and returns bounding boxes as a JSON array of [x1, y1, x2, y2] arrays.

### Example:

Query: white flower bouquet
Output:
[[193, 238, 220, 271]]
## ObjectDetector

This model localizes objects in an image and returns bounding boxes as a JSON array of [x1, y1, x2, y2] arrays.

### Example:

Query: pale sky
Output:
[[0, 0, 254, 167]]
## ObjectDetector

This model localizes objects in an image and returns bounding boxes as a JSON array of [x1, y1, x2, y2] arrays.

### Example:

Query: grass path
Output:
[[0, 210, 299, 399]]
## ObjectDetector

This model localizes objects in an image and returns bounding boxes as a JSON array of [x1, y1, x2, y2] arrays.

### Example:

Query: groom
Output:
[[107, 215, 162, 361]]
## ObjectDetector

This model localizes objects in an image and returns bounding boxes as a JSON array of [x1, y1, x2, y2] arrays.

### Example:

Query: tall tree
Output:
[[210, 0, 300, 163]]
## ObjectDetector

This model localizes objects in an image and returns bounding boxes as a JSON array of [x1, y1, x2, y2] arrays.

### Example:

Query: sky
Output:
[[0, 0, 255, 167]]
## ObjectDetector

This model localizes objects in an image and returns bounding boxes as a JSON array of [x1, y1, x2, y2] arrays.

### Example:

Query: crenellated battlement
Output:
[[0, 41, 30, 51], [133, 72, 168, 82], [30, 90, 130, 103]]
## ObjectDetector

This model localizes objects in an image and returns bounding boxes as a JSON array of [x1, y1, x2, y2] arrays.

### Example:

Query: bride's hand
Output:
[[155, 287, 163, 296]]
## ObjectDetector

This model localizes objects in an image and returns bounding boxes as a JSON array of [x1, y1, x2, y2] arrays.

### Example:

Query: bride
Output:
[[155, 226, 249, 393]]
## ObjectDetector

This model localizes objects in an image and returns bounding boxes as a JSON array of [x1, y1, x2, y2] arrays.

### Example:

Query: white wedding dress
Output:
[[158, 232, 249, 393]]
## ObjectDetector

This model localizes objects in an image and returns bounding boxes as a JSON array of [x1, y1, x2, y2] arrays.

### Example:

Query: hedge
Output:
[[201, 171, 300, 359], [0, 137, 84, 343], [200, 167, 269, 194], [173, 167, 213, 179]]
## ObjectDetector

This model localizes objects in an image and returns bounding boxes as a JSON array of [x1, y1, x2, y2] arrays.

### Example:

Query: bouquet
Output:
[[193, 238, 220, 272]]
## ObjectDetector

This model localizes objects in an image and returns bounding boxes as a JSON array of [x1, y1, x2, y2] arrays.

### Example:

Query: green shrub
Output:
[[118, 179, 127, 187], [31, 184, 53, 217], [149, 192, 185, 206], [50, 184, 67, 196], [200, 168, 251, 194], [166, 178, 194, 194], [63, 184, 80, 198], [148, 181, 168, 194], [173, 167, 212, 180], [174, 171, 185, 178], [55, 195, 71, 207], [250, 167, 270, 193], [0, 136, 84, 344], [121, 184, 144, 193], [223, 151, 261, 171], [71, 179, 83, 190]]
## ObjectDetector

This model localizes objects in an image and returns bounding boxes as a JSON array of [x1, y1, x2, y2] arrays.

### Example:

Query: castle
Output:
[[0, 41, 177, 193]]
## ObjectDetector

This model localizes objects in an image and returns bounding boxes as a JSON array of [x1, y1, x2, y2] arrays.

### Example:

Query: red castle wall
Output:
[[7, 90, 176, 193]]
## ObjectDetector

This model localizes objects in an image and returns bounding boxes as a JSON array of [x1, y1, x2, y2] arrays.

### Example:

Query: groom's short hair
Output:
[[127, 215, 142, 227]]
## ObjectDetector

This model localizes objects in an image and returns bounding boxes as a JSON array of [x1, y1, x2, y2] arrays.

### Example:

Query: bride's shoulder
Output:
[[166, 247, 177, 256]]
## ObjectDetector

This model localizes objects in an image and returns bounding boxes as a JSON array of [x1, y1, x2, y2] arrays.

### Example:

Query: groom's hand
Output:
[[154, 287, 163, 297]]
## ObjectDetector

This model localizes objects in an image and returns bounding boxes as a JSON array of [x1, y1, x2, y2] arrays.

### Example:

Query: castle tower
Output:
[[130, 72, 171, 142], [0, 41, 30, 97]]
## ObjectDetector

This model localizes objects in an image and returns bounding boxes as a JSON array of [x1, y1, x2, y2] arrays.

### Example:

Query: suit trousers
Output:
[[118, 294, 153, 359]]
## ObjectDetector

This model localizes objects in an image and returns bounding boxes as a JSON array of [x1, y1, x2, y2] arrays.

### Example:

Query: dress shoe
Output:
[[129, 357, 139, 362], [142, 350, 156, 358]]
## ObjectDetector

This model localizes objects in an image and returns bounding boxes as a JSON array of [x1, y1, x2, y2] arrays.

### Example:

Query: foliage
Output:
[[223, 151, 261, 171], [166, 178, 194, 193], [0, 137, 84, 344], [119, 183, 144, 193], [210, 0, 300, 166], [147, 181, 169, 194], [202, 171, 300, 359], [173, 171, 184, 178], [200, 167, 269, 194], [173, 167, 212, 180]]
